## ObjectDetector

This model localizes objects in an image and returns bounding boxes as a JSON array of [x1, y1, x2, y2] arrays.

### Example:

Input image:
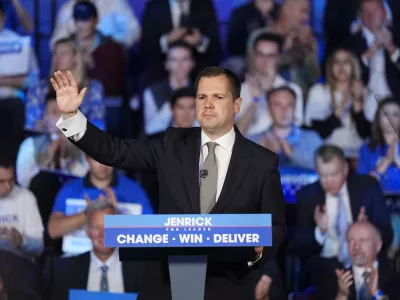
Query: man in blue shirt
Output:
[[48, 155, 153, 243], [249, 86, 323, 170]]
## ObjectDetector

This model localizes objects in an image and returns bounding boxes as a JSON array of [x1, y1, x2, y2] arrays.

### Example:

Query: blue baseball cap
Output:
[[73, 1, 98, 21]]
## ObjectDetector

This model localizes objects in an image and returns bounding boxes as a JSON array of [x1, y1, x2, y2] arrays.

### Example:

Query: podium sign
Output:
[[104, 214, 271, 248]]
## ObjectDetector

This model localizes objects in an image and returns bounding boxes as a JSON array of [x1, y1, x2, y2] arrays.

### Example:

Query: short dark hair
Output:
[[266, 86, 297, 102], [167, 41, 194, 57], [252, 32, 284, 53], [170, 87, 196, 108], [0, 149, 16, 170], [315, 145, 346, 164], [194, 66, 241, 100]]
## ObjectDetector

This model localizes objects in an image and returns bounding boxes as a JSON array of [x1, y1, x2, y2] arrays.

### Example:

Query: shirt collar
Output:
[[83, 172, 119, 188], [201, 127, 236, 152], [169, 0, 190, 12], [90, 249, 119, 269], [352, 260, 378, 278]]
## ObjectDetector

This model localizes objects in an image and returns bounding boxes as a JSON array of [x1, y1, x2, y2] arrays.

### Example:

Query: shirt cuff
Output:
[[56, 110, 87, 141], [196, 35, 210, 53], [390, 48, 400, 63], [160, 34, 169, 53], [314, 226, 327, 245]]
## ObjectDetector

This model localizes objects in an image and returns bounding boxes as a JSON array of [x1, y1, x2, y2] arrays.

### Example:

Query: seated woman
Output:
[[17, 91, 89, 188], [25, 38, 105, 131], [305, 47, 375, 158], [357, 97, 400, 258]]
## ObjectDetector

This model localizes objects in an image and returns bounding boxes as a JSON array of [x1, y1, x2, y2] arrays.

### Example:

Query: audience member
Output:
[[0, 154, 44, 258], [25, 38, 105, 131], [142, 41, 195, 135], [252, 86, 322, 170], [51, 0, 141, 48], [305, 48, 374, 158], [316, 222, 397, 299], [226, 0, 276, 57], [293, 145, 393, 265], [50, 200, 140, 300], [17, 91, 89, 188], [48, 155, 152, 242], [273, 0, 319, 94], [349, 0, 400, 100], [3, 0, 33, 34], [0, 250, 42, 300], [68, 1, 126, 97], [141, 0, 222, 71], [236, 31, 303, 138]]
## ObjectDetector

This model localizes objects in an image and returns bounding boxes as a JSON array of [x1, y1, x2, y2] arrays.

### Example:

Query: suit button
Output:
[[62, 128, 67, 131]]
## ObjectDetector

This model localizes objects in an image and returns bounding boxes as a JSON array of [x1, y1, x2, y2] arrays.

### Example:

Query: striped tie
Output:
[[359, 271, 372, 300], [100, 265, 109, 291]]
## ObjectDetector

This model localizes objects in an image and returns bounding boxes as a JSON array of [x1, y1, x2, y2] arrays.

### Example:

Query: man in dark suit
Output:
[[50, 66, 286, 300], [348, 0, 400, 99], [327, 222, 397, 300], [140, 0, 222, 72], [50, 200, 140, 300]]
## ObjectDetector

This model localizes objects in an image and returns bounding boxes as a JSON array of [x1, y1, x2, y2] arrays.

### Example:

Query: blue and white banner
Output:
[[0, 36, 31, 76], [104, 214, 272, 248], [69, 289, 137, 300]]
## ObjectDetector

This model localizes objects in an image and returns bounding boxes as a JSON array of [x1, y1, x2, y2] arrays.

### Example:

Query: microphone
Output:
[[200, 169, 208, 178]]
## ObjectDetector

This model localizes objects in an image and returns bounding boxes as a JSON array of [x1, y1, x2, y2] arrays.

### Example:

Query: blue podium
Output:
[[104, 214, 272, 300]]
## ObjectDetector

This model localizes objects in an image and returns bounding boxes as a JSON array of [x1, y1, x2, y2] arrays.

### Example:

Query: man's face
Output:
[[347, 223, 381, 267], [0, 167, 15, 198], [74, 18, 97, 40], [253, 40, 280, 76], [196, 75, 241, 136], [165, 47, 194, 79], [87, 156, 113, 181], [86, 208, 115, 255], [316, 156, 348, 195], [268, 91, 295, 128], [360, 0, 386, 32], [173, 96, 196, 128], [286, 0, 310, 29], [53, 43, 77, 71]]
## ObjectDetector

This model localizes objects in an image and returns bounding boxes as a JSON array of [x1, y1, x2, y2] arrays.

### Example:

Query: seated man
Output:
[[293, 145, 393, 286], [0, 154, 43, 258], [48, 154, 152, 254], [315, 222, 397, 300], [50, 200, 140, 300], [16, 91, 89, 188], [250, 86, 323, 170]]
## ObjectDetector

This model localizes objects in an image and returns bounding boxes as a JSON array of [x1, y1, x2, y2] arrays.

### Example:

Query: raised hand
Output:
[[314, 204, 328, 233], [50, 71, 87, 119]]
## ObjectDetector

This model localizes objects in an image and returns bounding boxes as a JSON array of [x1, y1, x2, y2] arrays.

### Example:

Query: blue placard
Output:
[[69, 290, 137, 300], [104, 214, 271, 248]]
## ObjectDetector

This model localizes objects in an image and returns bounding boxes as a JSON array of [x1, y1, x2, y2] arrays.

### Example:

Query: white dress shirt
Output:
[[235, 75, 304, 137], [314, 183, 353, 259], [87, 250, 124, 293], [50, 0, 141, 48], [200, 128, 235, 201], [361, 26, 400, 99], [352, 261, 379, 300]]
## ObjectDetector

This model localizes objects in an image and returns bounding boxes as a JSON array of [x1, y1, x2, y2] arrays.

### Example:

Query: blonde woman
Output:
[[25, 38, 105, 131], [305, 48, 376, 157]]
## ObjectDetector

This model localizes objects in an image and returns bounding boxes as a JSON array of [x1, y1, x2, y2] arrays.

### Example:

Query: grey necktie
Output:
[[100, 265, 109, 291], [200, 142, 218, 214], [359, 271, 372, 300]]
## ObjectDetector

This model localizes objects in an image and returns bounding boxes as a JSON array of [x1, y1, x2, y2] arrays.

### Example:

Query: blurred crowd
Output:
[[0, 0, 399, 299]]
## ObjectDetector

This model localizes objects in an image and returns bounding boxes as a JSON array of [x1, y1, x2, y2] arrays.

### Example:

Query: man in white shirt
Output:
[[236, 30, 303, 138], [50, 0, 141, 48], [0, 156, 44, 258], [50, 200, 140, 300]]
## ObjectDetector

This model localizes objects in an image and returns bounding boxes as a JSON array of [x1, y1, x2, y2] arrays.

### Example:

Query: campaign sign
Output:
[[104, 214, 271, 248]]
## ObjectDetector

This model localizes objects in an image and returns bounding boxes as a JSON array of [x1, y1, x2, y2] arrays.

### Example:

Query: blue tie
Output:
[[100, 265, 109, 291], [359, 271, 372, 300], [336, 193, 351, 267]]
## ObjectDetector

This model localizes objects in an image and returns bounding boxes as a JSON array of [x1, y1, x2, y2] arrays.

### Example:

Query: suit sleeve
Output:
[[260, 154, 286, 261]]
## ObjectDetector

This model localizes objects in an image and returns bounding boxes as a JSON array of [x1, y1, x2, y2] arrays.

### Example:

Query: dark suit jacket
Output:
[[69, 123, 286, 300], [50, 252, 140, 300], [349, 28, 400, 99], [140, 0, 222, 68], [0, 250, 41, 300], [293, 174, 393, 259]]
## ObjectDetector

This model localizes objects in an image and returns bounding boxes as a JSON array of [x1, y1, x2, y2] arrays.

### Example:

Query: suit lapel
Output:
[[348, 268, 357, 300], [347, 176, 361, 221], [78, 252, 91, 290], [180, 128, 201, 213], [211, 129, 252, 213]]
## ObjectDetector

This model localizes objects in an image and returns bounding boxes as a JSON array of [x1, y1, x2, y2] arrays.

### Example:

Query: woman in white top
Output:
[[305, 48, 376, 158]]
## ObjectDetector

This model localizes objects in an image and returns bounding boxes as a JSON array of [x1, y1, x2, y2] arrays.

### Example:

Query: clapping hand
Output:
[[314, 204, 328, 233], [50, 71, 87, 119], [357, 206, 368, 222], [336, 269, 353, 298], [84, 188, 118, 208]]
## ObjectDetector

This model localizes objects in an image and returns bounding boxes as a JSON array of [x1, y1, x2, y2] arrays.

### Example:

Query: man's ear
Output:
[[234, 97, 242, 114]]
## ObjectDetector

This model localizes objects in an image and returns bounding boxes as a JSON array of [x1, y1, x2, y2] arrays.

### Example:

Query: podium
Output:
[[104, 214, 272, 300]]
